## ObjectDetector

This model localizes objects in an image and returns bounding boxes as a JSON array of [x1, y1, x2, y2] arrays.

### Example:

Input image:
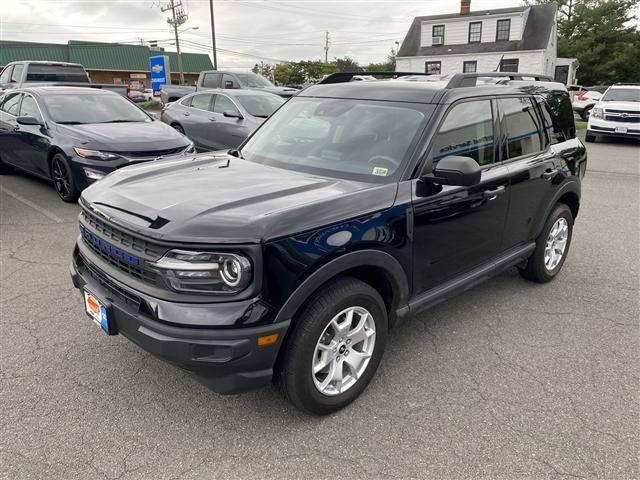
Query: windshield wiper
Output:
[[253, 114, 269, 118], [99, 119, 141, 123]]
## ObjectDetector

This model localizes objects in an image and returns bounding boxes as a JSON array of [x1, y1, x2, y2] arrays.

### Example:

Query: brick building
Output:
[[0, 40, 213, 88]]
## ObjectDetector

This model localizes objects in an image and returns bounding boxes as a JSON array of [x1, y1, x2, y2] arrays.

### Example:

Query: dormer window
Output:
[[432, 25, 445, 45], [468, 22, 482, 43], [496, 19, 511, 41]]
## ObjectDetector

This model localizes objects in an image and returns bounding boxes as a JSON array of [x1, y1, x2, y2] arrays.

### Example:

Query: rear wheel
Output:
[[277, 277, 387, 415], [519, 203, 573, 283], [51, 154, 79, 202]]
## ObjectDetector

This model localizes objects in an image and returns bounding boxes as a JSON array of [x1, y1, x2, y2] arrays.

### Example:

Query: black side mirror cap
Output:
[[420, 155, 481, 189], [223, 110, 243, 119], [16, 116, 44, 126]]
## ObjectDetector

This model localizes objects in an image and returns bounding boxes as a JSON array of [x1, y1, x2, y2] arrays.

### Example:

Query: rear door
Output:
[[179, 93, 216, 150], [412, 97, 511, 293], [0, 92, 23, 166], [499, 96, 562, 248]]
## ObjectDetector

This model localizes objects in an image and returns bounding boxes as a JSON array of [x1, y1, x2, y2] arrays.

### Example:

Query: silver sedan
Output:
[[160, 89, 284, 151]]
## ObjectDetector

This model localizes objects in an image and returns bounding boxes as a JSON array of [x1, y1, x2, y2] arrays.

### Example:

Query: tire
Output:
[[277, 276, 388, 415], [519, 203, 573, 283], [580, 106, 593, 121], [585, 132, 596, 143], [172, 123, 185, 135], [50, 153, 79, 202], [0, 154, 13, 174]]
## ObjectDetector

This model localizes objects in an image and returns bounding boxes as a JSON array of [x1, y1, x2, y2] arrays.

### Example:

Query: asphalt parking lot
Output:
[[1, 136, 638, 480]]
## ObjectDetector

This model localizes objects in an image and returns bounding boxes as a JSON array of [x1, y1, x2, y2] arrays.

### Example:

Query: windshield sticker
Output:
[[372, 166, 389, 176]]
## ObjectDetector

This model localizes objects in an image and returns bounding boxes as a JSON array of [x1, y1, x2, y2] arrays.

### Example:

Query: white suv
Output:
[[586, 84, 640, 142]]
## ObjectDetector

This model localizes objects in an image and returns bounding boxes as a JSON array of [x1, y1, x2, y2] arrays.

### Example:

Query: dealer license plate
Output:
[[84, 290, 110, 334], [615, 127, 628, 134]]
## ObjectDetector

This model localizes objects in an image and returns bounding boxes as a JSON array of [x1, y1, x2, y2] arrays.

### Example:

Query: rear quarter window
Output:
[[541, 91, 575, 143]]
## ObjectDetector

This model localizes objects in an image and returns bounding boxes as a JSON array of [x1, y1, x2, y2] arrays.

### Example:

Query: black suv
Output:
[[70, 72, 586, 415]]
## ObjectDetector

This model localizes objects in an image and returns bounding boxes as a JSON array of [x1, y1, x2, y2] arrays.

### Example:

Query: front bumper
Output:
[[588, 117, 640, 138], [70, 251, 290, 394]]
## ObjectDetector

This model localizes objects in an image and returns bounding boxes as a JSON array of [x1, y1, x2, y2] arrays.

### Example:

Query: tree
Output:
[[366, 48, 397, 72], [252, 62, 274, 80], [333, 57, 362, 72], [526, 0, 639, 84]]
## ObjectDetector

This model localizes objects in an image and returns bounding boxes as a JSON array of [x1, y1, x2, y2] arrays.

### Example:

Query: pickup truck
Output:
[[160, 70, 298, 104], [0, 61, 128, 96]]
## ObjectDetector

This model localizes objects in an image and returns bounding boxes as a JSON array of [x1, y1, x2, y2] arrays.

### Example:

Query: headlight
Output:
[[184, 142, 196, 154], [150, 250, 252, 294], [591, 107, 604, 119], [74, 147, 120, 161]]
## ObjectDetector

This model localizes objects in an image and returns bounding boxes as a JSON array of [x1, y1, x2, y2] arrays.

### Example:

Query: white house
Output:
[[395, 2, 570, 81]]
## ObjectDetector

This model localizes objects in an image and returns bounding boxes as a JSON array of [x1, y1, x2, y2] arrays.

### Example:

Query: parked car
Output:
[[0, 61, 128, 96], [128, 90, 147, 103], [586, 83, 640, 142], [143, 89, 155, 102], [161, 89, 284, 151], [0, 87, 194, 202], [572, 85, 608, 120], [160, 70, 299, 104], [70, 72, 585, 415]]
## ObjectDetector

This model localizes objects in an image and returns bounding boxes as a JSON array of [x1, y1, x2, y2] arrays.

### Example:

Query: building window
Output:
[[496, 19, 511, 41], [468, 22, 482, 43], [463, 61, 477, 73], [425, 61, 442, 74], [499, 58, 519, 72], [432, 25, 445, 44]]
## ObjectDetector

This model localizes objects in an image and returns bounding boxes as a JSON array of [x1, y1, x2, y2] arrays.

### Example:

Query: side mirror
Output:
[[16, 116, 44, 126], [423, 155, 481, 187], [223, 110, 243, 119]]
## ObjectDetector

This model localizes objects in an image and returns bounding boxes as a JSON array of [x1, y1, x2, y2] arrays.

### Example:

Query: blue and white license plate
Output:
[[84, 290, 110, 333], [615, 127, 628, 134]]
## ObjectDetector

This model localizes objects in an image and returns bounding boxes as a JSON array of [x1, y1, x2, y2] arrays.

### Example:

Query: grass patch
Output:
[[139, 100, 162, 110], [575, 120, 587, 130]]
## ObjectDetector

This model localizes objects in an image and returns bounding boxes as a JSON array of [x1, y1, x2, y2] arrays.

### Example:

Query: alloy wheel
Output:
[[544, 217, 569, 271], [312, 306, 376, 396], [52, 157, 71, 198]]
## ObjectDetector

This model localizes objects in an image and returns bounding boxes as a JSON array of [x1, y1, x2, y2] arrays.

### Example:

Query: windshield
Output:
[[237, 94, 284, 118], [26, 64, 89, 83], [241, 97, 431, 182], [602, 88, 640, 102], [236, 73, 274, 88], [42, 93, 151, 124]]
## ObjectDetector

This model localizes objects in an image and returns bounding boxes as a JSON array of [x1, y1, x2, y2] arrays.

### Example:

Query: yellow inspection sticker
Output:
[[372, 166, 389, 176]]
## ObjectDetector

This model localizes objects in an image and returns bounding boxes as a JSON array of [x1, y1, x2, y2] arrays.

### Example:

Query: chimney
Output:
[[461, 0, 471, 15]]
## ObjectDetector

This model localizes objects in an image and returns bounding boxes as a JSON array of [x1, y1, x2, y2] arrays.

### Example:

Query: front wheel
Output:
[[51, 154, 79, 202], [519, 203, 573, 283], [277, 277, 388, 415]]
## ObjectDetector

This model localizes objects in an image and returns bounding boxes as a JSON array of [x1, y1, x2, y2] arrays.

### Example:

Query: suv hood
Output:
[[57, 121, 189, 152], [598, 101, 640, 112], [81, 153, 397, 243]]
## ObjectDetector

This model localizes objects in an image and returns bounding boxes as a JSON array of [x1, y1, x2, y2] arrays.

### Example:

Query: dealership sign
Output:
[[149, 55, 171, 91]]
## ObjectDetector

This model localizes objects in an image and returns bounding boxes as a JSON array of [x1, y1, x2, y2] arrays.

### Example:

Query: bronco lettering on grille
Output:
[[79, 224, 141, 267]]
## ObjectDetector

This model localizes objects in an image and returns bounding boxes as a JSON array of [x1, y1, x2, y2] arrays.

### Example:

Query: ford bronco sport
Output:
[[70, 72, 586, 415]]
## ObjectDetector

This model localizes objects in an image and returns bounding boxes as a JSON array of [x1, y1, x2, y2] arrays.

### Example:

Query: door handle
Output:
[[542, 168, 559, 180], [183, 112, 190, 117], [483, 185, 506, 201], [208, 117, 217, 122]]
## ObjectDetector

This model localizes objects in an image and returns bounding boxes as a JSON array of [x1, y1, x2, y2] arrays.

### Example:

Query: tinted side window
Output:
[[213, 94, 239, 115], [542, 91, 576, 142], [499, 97, 543, 159], [201, 73, 221, 89], [1, 93, 22, 115], [222, 74, 240, 89], [431, 100, 494, 166], [20, 95, 42, 121], [0, 66, 13, 85], [190, 93, 213, 110], [11, 64, 24, 83]]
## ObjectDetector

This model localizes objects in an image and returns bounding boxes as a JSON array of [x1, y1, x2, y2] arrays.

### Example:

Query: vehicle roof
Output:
[[17, 86, 116, 95], [609, 84, 640, 89], [299, 77, 567, 104], [6, 60, 84, 67], [183, 88, 281, 98]]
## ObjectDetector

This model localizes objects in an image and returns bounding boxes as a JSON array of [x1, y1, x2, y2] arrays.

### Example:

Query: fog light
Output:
[[83, 168, 105, 181]]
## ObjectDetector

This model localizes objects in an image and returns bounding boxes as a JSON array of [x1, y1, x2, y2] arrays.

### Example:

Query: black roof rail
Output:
[[318, 71, 432, 85], [446, 72, 554, 88]]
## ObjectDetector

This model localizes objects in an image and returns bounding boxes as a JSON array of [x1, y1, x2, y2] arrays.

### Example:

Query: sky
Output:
[[2, 0, 535, 68]]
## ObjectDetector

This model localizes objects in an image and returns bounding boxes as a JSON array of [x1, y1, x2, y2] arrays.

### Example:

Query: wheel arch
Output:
[[47, 147, 67, 177], [532, 180, 580, 239], [273, 250, 410, 328]]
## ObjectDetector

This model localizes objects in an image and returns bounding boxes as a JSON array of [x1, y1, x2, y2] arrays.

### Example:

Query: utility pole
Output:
[[324, 31, 330, 63], [209, 0, 218, 69], [161, 0, 187, 85]]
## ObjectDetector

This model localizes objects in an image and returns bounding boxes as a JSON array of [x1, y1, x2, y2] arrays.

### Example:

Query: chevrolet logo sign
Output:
[[151, 64, 163, 73]]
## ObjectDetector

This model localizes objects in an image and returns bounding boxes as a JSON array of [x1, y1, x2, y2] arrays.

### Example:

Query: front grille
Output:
[[110, 146, 186, 158], [80, 206, 164, 286], [79, 253, 141, 308], [604, 115, 640, 123], [81, 208, 162, 257]]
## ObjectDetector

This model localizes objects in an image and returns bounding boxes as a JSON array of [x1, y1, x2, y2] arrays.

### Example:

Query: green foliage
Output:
[[526, 0, 640, 84], [139, 100, 162, 111], [252, 62, 274, 80], [366, 48, 398, 73]]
